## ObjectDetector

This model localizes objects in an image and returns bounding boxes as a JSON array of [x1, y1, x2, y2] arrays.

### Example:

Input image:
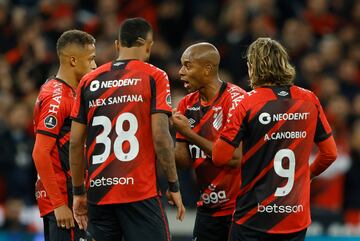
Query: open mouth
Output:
[[183, 80, 190, 89]]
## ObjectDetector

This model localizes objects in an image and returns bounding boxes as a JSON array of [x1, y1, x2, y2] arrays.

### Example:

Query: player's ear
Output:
[[70, 56, 76, 67], [115, 40, 120, 53], [145, 40, 153, 54], [204, 64, 212, 76]]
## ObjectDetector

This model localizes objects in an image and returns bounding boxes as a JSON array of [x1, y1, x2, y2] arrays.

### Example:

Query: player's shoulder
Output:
[[225, 82, 246, 95], [38, 78, 63, 97], [80, 62, 113, 87], [179, 91, 199, 106], [290, 85, 319, 102], [128, 60, 168, 80]]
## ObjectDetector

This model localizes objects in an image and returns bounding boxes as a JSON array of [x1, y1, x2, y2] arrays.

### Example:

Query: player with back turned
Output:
[[32, 30, 96, 241], [69, 17, 185, 241], [172, 42, 245, 241], [212, 37, 338, 241]]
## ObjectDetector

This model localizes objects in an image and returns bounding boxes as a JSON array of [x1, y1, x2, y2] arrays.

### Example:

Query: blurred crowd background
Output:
[[0, 0, 359, 238]]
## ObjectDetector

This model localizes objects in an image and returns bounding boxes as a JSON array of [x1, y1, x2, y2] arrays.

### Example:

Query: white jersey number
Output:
[[92, 113, 139, 164], [274, 149, 295, 197]]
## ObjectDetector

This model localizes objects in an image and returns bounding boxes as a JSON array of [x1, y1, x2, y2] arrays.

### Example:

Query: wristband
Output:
[[73, 184, 86, 196], [168, 180, 180, 192]]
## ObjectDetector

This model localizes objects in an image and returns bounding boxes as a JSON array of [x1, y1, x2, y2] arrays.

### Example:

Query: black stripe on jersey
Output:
[[184, 82, 227, 128], [214, 81, 228, 103], [241, 108, 301, 188], [314, 115, 332, 142], [36, 130, 58, 138], [244, 99, 295, 155], [150, 77, 156, 113], [220, 136, 238, 147], [58, 117, 71, 140], [314, 131, 332, 143], [57, 142, 70, 174], [269, 85, 292, 99]]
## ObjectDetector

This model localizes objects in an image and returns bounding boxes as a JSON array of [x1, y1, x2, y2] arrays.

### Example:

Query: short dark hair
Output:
[[56, 30, 95, 55], [119, 18, 152, 47]]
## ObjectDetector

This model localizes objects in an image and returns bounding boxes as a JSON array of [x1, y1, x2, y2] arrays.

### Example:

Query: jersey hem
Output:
[[87, 193, 159, 205], [236, 221, 311, 234], [151, 109, 172, 116], [70, 117, 87, 124]]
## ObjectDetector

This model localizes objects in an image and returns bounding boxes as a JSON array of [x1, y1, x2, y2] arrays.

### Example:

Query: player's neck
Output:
[[56, 66, 78, 90], [117, 49, 145, 62], [199, 78, 222, 103]]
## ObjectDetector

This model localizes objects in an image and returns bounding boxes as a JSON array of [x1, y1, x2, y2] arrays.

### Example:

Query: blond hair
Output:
[[247, 37, 295, 88]]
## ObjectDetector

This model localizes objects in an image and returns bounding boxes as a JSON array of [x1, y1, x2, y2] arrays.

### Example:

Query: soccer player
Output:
[[69, 17, 185, 241], [212, 37, 338, 241], [172, 42, 246, 241], [32, 30, 96, 241]]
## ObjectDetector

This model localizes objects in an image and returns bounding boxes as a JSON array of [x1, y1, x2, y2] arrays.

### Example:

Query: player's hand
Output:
[[73, 194, 88, 230], [54, 204, 75, 229], [171, 108, 191, 135], [166, 190, 186, 221]]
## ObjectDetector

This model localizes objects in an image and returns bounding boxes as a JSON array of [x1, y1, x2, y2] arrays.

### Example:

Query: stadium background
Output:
[[0, 0, 359, 240]]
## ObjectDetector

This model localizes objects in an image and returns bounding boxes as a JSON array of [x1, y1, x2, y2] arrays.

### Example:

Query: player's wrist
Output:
[[168, 180, 180, 192], [73, 184, 86, 196]]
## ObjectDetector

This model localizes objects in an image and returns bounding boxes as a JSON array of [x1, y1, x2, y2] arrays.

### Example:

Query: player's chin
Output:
[[185, 86, 197, 93]]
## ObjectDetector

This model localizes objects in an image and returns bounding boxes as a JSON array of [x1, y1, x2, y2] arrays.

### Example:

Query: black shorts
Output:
[[192, 211, 232, 241], [43, 212, 89, 241], [87, 196, 171, 241], [230, 223, 307, 241]]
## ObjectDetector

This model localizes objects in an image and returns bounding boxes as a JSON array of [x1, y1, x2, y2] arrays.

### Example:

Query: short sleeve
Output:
[[71, 78, 87, 124], [36, 93, 69, 138], [220, 102, 247, 148], [313, 95, 332, 142], [150, 70, 172, 115], [175, 98, 187, 142]]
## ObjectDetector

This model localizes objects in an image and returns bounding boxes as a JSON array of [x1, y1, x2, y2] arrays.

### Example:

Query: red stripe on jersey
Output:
[[237, 192, 275, 225], [58, 133, 70, 147], [71, 229, 74, 241], [236, 123, 314, 226], [192, 158, 206, 169], [268, 166, 309, 233], [237, 158, 309, 232], [248, 101, 271, 122], [242, 101, 303, 164], [87, 103, 135, 183], [238, 121, 315, 197], [86, 71, 135, 122]]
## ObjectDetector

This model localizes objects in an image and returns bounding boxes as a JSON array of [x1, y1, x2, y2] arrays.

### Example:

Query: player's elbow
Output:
[[212, 139, 236, 167], [212, 151, 230, 167], [323, 146, 337, 162]]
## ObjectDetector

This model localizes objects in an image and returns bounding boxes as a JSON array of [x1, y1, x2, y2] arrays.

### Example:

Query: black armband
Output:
[[168, 180, 180, 192], [73, 184, 86, 196]]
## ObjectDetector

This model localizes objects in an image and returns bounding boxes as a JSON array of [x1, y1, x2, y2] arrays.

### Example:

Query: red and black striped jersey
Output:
[[176, 82, 246, 216], [219, 85, 332, 233], [33, 78, 75, 216], [71, 59, 172, 205]]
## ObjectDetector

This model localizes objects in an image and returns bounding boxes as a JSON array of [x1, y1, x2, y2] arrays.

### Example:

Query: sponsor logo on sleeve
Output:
[[166, 93, 172, 107], [44, 115, 57, 129]]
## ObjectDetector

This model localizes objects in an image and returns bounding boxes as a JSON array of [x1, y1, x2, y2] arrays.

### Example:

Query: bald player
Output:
[[172, 42, 246, 241], [32, 30, 96, 241]]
